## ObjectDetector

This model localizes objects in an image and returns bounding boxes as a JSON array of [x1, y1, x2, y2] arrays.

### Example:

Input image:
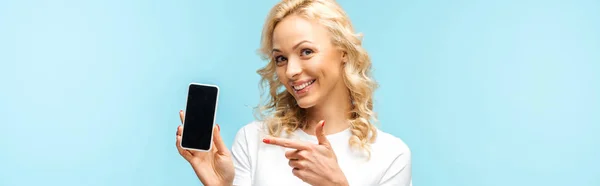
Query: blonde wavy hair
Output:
[[254, 0, 379, 155]]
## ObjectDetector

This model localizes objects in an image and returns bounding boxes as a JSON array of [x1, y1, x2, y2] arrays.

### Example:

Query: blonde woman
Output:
[[175, 0, 412, 185]]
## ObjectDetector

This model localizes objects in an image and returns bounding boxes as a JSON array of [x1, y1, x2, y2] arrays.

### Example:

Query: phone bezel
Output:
[[180, 82, 220, 152]]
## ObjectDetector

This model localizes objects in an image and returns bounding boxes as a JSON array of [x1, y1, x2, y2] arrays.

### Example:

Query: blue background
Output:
[[1, 0, 598, 185]]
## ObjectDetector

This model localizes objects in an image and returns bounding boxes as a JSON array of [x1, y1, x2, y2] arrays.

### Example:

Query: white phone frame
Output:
[[180, 82, 220, 152]]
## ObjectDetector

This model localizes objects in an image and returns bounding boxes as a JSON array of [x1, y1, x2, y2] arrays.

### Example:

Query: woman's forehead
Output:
[[272, 15, 329, 48]]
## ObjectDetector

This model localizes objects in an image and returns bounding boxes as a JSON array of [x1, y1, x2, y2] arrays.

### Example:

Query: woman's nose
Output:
[[285, 57, 302, 79]]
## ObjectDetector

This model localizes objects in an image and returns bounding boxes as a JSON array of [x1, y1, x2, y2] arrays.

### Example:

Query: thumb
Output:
[[315, 120, 330, 147], [179, 110, 184, 124], [212, 124, 230, 156]]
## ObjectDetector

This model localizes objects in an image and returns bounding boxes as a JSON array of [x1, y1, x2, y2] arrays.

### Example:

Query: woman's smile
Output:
[[291, 79, 316, 96]]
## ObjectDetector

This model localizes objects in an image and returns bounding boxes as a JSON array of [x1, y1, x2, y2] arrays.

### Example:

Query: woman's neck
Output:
[[303, 87, 352, 136]]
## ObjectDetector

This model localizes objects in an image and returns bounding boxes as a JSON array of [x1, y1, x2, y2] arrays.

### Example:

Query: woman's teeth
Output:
[[293, 80, 315, 91]]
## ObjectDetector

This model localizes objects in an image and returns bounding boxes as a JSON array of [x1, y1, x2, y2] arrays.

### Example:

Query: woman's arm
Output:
[[231, 124, 253, 186], [378, 149, 412, 186]]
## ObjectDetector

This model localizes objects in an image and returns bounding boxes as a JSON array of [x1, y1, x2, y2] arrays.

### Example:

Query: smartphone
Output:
[[180, 83, 220, 152]]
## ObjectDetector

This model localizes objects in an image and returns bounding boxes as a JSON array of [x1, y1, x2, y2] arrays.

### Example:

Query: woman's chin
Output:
[[295, 96, 317, 108]]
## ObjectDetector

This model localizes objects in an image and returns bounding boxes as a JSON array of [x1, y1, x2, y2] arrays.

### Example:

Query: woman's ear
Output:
[[341, 51, 348, 63]]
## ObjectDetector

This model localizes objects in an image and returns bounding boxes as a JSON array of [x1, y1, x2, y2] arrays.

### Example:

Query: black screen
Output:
[[181, 84, 219, 151]]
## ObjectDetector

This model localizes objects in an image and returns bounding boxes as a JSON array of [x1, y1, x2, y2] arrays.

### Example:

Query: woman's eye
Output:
[[301, 49, 313, 56], [275, 56, 287, 63]]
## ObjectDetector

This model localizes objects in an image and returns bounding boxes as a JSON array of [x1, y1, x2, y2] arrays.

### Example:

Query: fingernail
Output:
[[322, 121, 325, 127], [263, 139, 270, 144], [217, 124, 220, 131]]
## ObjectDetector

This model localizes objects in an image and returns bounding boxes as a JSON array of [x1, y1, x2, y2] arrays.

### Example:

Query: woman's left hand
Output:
[[263, 120, 349, 186]]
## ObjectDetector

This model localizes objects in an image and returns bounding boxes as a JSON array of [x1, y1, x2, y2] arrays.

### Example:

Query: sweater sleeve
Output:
[[378, 147, 412, 186], [231, 125, 252, 186]]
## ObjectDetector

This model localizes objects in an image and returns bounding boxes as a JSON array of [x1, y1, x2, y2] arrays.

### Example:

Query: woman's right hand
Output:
[[176, 110, 235, 186]]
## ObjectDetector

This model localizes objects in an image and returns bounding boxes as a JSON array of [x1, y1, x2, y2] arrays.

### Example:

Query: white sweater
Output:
[[231, 121, 412, 186]]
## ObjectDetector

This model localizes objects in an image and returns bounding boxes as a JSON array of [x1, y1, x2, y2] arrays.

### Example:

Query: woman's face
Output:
[[271, 15, 347, 108]]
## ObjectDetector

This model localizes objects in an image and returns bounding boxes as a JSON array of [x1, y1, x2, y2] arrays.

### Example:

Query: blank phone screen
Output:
[[181, 84, 218, 151]]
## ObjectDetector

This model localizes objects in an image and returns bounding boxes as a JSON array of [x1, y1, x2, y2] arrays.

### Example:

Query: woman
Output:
[[175, 0, 412, 185]]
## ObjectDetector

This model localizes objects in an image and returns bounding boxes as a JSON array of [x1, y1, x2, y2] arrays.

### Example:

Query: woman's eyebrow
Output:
[[292, 40, 312, 50], [271, 40, 313, 53]]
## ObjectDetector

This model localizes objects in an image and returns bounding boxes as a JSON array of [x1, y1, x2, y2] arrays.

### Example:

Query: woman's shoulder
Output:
[[237, 120, 265, 132], [232, 120, 269, 141], [371, 129, 411, 156]]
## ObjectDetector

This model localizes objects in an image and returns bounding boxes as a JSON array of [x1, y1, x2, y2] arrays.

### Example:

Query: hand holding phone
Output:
[[175, 83, 234, 185]]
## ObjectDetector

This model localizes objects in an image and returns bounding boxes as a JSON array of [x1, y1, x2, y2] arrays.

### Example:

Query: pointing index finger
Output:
[[263, 137, 312, 151]]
